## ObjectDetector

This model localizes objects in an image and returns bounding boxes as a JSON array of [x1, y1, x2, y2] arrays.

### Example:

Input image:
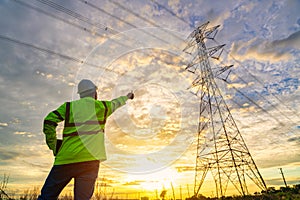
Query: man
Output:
[[38, 79, 134, 200]]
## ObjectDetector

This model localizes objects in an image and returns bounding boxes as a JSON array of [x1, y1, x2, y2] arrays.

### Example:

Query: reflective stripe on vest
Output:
[[53, 110, 64, 121], [63, 101, 108, 137], [44, 119, 58, 127], [63, 130, 104, 138]]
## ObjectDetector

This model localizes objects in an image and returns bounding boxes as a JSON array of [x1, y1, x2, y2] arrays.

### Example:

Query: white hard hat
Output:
[[77, 79, 97, 94]]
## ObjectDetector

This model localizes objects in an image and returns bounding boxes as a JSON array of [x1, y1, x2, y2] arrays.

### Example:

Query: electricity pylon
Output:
[[183, 21, 267, 198]]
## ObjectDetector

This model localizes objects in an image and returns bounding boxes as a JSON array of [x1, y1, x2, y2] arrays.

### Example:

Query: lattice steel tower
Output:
[[183, 22, 267, 198]]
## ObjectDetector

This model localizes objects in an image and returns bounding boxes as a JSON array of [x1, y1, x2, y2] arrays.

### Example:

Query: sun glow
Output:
[[123, 167, 180, 191]]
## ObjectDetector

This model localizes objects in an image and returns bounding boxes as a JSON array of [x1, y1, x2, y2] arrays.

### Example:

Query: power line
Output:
[[213, 75, 282, 125], [9, 0, 192, 92], [108, 0, 186, 43], [10, 0, 187, 77], [37, 0, 180, 50], [35, 0, 118, 35], [232, 71, 297, 123], [77, 0, 180, 46], [215, 49, 299, 122], [22, 0, 182, 58], [228, 50, 299, 116], [13, 0, 103, 37], [11, 0, 135, 51], [221, 78, 284, 125], [30, 0, 183, 50], [73, 0, 189, 70], [211, 55, 298, 123], [213, 56, 299, 124], [77, 0, 137, 29], [0, 34, 120, 74], [150, 0, 193, 28], [212, 38, 300, 121], [76, 0, 171, 48], [109, 0, 158, 28]]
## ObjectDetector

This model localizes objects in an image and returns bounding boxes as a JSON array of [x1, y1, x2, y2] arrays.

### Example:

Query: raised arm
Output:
[[108, 92, 134, 115]]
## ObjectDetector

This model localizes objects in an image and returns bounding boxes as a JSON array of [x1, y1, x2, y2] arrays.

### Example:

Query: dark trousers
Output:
[[37, 160, 99, 200]]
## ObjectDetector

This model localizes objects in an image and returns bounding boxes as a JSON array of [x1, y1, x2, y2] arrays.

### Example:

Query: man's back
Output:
[[44, 96, 129, 165], [56, 97, 109, 164]]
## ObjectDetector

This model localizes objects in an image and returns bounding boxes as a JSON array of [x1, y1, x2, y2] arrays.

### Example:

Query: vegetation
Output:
[[1, 185, 300, 200], [0, 174, 12, 200], [1, 174, 300, 200], [0, 175, 114, 200], [188, 185, 300, 200]]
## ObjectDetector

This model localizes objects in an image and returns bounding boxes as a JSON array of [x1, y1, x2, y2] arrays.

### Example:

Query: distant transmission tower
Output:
[[183, 21, 267, 198]]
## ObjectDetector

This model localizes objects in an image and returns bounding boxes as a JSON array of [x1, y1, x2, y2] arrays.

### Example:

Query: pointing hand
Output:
[[127, 92, 134, 100]]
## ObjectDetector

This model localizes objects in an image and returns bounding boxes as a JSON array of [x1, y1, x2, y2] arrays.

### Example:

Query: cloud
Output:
[[230, 30, 300, 62], [122, 180, 144, 186], [263, 77, 299, 95], [175, 165, 194, 173], [266, 177, 300, 186], [254, 144, 300, 169], [269, 30, 300, 49], [0, 150, 21, 160], [288, 136, 300, 143], [0, 122, 8, 127], [14, 131, 36, 138]]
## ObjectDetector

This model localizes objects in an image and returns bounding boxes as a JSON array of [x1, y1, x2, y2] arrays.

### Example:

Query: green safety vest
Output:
[[43, 96, 128, 165]]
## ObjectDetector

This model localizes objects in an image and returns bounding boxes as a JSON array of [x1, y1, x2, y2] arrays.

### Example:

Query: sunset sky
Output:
[[0, 0, 300, 198]]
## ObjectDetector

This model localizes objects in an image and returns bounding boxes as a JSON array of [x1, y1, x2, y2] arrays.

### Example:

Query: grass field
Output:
[[1, 186, 300, 200], [1, 174, 300, 200]]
